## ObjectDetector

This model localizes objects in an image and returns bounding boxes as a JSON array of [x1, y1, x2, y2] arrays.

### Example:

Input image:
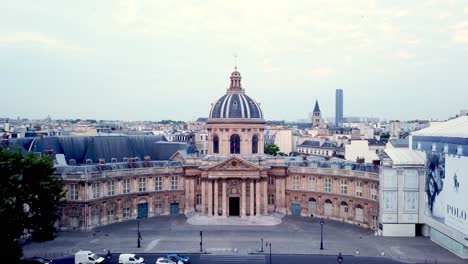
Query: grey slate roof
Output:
[[389, 138, 409, 148], [5, 135, 192, 164], [313, 100, 321, 112]]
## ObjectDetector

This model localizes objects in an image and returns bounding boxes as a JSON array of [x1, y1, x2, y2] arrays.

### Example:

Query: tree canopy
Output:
[[264, 144, 281, 156], [0, 149, 65, 262]]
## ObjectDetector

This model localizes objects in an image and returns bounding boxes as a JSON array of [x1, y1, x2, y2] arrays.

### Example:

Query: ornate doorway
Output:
[[229, 197, 240, 216]]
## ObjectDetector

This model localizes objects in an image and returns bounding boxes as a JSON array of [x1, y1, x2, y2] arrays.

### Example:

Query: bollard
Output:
[[356, 249, 359, 255], [381, 250, 385, 256]]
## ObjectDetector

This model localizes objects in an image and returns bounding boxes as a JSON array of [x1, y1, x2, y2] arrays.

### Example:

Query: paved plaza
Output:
[[22, 215, 467, 264]]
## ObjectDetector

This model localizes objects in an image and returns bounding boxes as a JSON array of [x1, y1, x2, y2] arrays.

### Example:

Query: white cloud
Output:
[[465, 6, 468, 15], [397, 50, 415, 60], [439, 12, 451, 20], [0, 32, 81, 52], [453, 30, 468, 43], [406, 38, 422, 45], [310, 67, 335, 78]]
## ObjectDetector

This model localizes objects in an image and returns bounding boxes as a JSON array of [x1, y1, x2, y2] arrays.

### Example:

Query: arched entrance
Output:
[[324, 199, 333, 216], [138, 199, 148, 218], [308, 198, 316, 216]]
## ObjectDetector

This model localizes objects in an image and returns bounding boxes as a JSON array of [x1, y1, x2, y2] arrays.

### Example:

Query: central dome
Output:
[[208, 69, 264, 122]]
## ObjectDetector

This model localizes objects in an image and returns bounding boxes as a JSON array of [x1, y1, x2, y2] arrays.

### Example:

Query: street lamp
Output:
[[200, 231, 203, 252], [265, 242, 272, 264], [137, 216, 141, 248], [337, 252, 343, 263], [320, 219, 324, 250]]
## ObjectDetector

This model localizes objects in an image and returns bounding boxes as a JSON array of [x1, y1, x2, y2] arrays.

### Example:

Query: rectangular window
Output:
[[371, 184, 378, 200], [196, 176, 201, 185], [107, 210, 114, 221], [107, 181, 115, 196], [171, 176, 179, 190], [356, 181, 363, 197], [268, 194, 275, 205], [155, 176, 163, 191], [308, 176, 316, 191], [93, 183, 100, 199], [404, 191, 418, 211], [268, 175, 275, 185], [139, 178, 147, 192], [123, 179, 130, 194], [383, 191, 397, 210], [324, 178, 332, 193], [292, 176, 300, 190], [340, 179, 348, 194], [123, 207, 131, 218], [69, 184, 78, 200], [155, 197, 162, 214], [196, 194, 202, 205]]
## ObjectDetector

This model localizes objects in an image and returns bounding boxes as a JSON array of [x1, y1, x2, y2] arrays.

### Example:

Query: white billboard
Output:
[[425, 153, 468, 236]]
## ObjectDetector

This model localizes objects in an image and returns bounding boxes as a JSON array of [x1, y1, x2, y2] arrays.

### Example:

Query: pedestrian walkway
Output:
[[186, 212, 284, 226], [200, 254, 267, 264], [21, 215, 467, 264]]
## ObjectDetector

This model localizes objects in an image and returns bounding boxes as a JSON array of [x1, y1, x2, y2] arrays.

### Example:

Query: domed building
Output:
[[207, 67, 265, 156], [13, 68, 380, 230]]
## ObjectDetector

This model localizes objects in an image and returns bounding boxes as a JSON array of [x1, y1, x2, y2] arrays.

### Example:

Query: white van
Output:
[[75, 250, 105, 264], [118, 254, 145, 264]]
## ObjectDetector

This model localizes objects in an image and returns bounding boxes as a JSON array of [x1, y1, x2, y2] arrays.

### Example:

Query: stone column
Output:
[[222, 180, 227, 217], [275, 177, 280, 211], [241, 180, 246, 217], [250, 180, 254, 216], [184, 178, 190, 213], [208, 180, 213, 216], [201, 179, 206, 214], [190, 178, 195, 210], [214, 180, 219, 216], [280, 178, 286, 214], [263, 180, 268, 215], [255, 180, 261, 216]]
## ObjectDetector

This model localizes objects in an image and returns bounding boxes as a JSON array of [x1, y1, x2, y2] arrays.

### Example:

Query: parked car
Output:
[[118, 253, 145, 264], [166, 254, 189, 264], [155, 257, 178, 264], [20, 257, 53, 264], [75, 250, 105, 264]]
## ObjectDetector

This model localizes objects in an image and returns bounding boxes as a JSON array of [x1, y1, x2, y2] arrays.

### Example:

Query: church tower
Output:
[[312, 99, 323, 128]]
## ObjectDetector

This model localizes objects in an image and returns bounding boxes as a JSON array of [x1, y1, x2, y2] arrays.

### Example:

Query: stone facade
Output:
[[58, 69, 379, 231]]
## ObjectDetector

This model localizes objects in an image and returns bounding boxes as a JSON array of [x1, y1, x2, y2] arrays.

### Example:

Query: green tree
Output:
[[0, 149, 65, 262], [264, 144, 280, 156]]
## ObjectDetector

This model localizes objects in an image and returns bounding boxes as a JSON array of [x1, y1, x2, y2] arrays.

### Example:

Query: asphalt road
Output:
[[49, 253, 411, 264]]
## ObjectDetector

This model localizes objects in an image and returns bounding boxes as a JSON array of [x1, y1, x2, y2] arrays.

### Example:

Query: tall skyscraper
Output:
[[335, 89, 343, 126]]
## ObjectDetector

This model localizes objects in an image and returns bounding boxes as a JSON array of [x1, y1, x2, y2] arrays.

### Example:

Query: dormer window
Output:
[[69, 159, 76, 165], [457, 145, 463, 155], [85, 159, 92, 164], [123, 157, 129, 162], [111, 158, 117, 163]]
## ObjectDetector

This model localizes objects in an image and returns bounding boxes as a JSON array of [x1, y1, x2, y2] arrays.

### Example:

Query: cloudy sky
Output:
[[1, 0, 467, 122]]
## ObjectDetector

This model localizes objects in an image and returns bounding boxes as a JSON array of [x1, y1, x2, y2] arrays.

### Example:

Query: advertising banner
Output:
[[425, 153, 468, 236]]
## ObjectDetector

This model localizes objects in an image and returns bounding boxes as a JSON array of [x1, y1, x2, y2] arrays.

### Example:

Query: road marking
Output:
[[145, 239, 160, 252], [90, 238, 99, 244]]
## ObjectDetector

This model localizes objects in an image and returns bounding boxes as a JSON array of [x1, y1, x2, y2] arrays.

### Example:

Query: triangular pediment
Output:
[[205, 156, 263, 171], [169, 151, 186, 163]]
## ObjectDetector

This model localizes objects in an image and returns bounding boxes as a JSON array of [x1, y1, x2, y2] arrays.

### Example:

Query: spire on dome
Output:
[[229, 67, 242, 91], [313, 99, 321, 112]]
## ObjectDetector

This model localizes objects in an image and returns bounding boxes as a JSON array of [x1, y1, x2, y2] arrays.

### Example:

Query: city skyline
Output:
[[1, 1, 468, 121]]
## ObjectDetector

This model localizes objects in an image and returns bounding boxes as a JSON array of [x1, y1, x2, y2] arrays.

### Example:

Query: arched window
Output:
[[308, 198, 316, 216], [340, 201, 349, 218], [230, 134, 240, 154], [213, 135, 219, 154], [252, 135, 259, 154], [324, 199, 333, 216]]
